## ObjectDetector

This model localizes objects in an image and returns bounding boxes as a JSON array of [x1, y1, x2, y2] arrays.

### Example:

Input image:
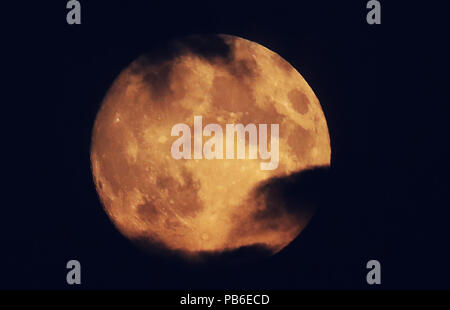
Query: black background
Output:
[[2, 1, 449, 290]]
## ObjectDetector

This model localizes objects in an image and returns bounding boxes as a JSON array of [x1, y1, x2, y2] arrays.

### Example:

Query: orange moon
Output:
[[90, 35, 331, 257]]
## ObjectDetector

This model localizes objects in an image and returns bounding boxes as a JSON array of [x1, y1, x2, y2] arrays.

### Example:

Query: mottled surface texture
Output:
[[91, 35, 331, 256]]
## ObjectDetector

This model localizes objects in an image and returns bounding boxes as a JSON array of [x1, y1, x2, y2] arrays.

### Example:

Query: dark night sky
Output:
[[2, 1, 449, 290]]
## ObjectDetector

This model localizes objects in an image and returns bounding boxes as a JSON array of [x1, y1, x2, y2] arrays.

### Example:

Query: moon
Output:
[[90, 34, 331, 257]]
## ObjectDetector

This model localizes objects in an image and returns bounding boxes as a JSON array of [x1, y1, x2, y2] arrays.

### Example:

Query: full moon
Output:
[[91, 35, 331, 257]]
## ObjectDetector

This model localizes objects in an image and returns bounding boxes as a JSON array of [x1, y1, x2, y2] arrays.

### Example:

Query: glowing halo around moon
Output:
[[90, 34, 331, 258]]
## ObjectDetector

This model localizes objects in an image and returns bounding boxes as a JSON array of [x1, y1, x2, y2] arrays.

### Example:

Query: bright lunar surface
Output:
[[91, 34, 331, 257]]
